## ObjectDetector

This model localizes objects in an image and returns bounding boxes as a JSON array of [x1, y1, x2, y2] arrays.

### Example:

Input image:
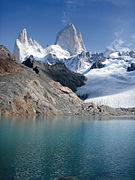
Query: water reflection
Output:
[[0, 115, 135, 180]]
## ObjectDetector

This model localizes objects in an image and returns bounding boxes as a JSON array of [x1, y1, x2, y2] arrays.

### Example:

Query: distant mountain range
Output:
[[13, 23, 135, 108]]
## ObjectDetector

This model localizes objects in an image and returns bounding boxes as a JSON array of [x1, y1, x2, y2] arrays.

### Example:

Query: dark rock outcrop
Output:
[[91, 58, 106, 69], [23, 56, 87, 92], [45, 62, 86, 92], [54, 177, 77, 180], [127, 63, 135, 72], [22, 55, 34, 68]]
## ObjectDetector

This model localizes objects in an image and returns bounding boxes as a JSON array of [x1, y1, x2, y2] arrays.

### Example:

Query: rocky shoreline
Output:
[[0, 46, 135, 117]]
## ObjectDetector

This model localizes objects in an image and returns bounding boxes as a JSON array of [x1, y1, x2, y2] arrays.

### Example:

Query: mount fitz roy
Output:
[[13, 23, 86, 63], [13, 23, 135, 108], [13, 24, 102, 73], [55, 23, 86, 55]]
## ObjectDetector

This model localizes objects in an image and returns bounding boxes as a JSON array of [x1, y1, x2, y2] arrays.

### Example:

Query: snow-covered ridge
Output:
[[13, 28, 70, 62], [13, 24, 86, 62]]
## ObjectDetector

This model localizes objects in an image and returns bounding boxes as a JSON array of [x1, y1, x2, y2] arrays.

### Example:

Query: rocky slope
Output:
[[1, 46, 133, 117], [0, 45, 16, 61], [0, 47, 82, 116], [22, 55, 86, 92]]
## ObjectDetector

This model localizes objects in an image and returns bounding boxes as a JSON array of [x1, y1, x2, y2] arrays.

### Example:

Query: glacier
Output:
[[76, 50, 135, 108]]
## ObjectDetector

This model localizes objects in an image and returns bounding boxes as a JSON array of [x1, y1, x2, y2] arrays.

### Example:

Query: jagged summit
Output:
[[55, 23, 86, 55], [13, 28, 70, 62], [13, 24, 86, 62], [77, 32, 86, 51], [18, 28, 28, 44], [65, 23, 75, 29], [13, 28, 45, 62]]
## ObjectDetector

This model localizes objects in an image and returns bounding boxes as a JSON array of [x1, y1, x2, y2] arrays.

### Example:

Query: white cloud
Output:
[[90, 0, 133, 6], [61, 11, 70, 25], [61, 0, 78, 25], [107, 31, 132, 52], [102, 0, 132, 6], [131, 35, 135, 40], [65, 0, 133, 7], [66, 0, 76, 5]]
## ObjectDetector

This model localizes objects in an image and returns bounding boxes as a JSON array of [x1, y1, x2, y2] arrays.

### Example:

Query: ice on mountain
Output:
[[13, 28, 70, 62], [76, 47, 135, 108]]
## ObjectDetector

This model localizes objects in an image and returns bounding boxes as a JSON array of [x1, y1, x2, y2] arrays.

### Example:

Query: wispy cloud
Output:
[[106, 30, 132, 52], [61, 0, 78, 25], [61, 11, 70, 25], [88, 0, 133, 6], [66, 0, 77, 5], [64, 0, 134, 7], [61, 0, 134, 25], [131, 35, 135, 40]]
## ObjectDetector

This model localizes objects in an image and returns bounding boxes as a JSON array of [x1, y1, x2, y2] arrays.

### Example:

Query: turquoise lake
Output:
[[0, 115, 135, 180]]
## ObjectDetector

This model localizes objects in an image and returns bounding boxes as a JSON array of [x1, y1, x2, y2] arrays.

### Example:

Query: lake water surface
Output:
[[0, 115, 135, 180]]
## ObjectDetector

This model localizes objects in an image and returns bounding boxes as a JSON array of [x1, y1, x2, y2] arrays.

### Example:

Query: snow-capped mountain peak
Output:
[[55, 23, 86, 55], [13, 24, 86, 62], [13, 28, 45, 62], [13, 28, 70, 62], [18, 28, 28, 44]]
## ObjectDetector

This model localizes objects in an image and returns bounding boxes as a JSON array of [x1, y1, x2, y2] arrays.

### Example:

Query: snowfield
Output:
[[76, 55, 135, 108]]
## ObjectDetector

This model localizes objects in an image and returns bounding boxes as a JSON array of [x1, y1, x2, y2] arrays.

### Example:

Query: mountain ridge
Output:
[[13, 23, 86, 62], [12, 24, 135, 108]]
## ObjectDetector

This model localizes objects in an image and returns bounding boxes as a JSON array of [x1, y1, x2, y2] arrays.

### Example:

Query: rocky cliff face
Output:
[[18, 28, 28, 44], [55, 23, 86, 55], [77, 32, 86, 51]]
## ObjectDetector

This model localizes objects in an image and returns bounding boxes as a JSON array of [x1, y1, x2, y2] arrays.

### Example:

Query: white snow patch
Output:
[[14, 35, 70, 62], [76, 56, 135, 108], [85, 89, 135, 108]]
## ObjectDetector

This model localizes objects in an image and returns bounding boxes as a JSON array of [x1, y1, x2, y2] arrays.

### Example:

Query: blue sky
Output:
[[1, 0, 135, 53]]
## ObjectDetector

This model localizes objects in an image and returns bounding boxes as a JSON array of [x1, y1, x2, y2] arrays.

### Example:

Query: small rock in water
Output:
[[54, 177, 77, 180]]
